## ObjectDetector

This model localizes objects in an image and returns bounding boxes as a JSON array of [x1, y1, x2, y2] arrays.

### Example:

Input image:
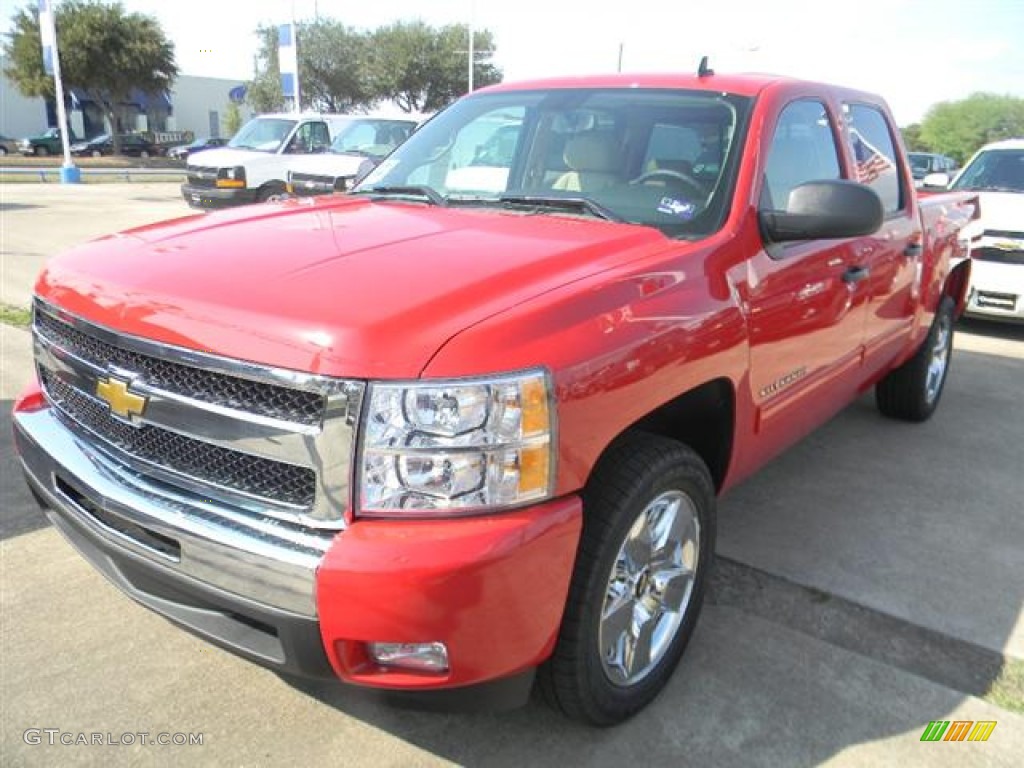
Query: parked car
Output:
[[166, 137, 228, 161], [18, 127, 79, 156], [69, 133, 160, 158], [944, 138, 1024, 322], [286, 117, 417, 197], [909, 152, 958, 187], [15, 71, 977, 726], [0, 134, 19, 155], [181, 113, 355, 207]]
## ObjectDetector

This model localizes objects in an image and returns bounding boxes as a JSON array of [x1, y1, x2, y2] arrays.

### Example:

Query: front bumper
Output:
[[963, 258, 1024, 322], [181, 183, 257, 209], [13, 384, 582, 701]]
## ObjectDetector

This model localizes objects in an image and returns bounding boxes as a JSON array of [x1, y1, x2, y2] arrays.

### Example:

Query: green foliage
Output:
[[919, 93, 1024, 164], [900, 123, 930, 152], [247, 18, 502, 115], [224, 101, 243, 136], [3, 1, 177, 154], [370, 22, 502, 113]]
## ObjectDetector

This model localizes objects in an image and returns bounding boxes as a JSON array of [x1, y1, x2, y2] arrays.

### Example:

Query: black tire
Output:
[[140, 149, 150, 158], [0, 146, 7, 156], [258, 184, 287, 203], [876, 296, 955, 422], [91, 150, 102, 158], [538, 432, 716, 726], [34, 146, 48, 157]]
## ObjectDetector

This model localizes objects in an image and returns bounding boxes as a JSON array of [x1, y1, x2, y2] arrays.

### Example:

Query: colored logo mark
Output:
[[920, 720, 996, 742]]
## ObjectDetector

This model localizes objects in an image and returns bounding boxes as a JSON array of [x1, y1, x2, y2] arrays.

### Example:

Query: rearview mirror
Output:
[[760, 180, 883, 243]]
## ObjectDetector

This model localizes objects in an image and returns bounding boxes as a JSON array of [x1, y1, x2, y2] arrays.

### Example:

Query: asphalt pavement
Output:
[[1, 183, 1022, 766]]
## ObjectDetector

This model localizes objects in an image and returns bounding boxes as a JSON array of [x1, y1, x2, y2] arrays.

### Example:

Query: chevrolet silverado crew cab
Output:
[[181, 113, 353, 208], [15, 71, 976, 725]]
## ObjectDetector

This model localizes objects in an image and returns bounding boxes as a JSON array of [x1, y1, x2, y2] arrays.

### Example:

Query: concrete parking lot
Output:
[[1, 183, 1022, 766]]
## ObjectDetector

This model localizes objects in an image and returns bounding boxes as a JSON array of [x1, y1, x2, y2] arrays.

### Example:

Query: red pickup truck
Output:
[[13, 72, 976, 725]]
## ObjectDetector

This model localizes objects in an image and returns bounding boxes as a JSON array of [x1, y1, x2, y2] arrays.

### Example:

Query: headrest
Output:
[[563, 133, 619, 173]]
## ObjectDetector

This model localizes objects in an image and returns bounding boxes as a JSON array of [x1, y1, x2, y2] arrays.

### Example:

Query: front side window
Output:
[[333, 120, 417, 159], [951, 148, 1024, 193], [356, 88, 752, 238], [762, 99, 841, 210], [843, 104, 903, 213]]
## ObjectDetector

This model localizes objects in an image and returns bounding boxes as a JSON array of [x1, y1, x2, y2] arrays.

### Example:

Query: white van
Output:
[[181, 113, 353, 208]]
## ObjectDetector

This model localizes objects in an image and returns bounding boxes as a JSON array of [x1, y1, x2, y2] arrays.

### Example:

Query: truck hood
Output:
[[36, 197, 671, 378], [186, 147, 277, 168]]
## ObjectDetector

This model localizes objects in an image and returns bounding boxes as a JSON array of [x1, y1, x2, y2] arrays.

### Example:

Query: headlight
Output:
[[358, 369, 554, 516], [216, 166, 246, 187]]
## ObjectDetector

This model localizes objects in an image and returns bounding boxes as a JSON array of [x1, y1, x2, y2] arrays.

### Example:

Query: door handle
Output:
[[904, 242, 923, 257], [842, 265, 870, 284]]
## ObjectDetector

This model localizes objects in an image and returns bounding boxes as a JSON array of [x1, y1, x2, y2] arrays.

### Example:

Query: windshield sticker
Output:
[[657, 197, 697, 219]]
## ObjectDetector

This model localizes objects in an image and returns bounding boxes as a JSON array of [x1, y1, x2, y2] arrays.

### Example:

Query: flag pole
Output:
[[38, 0, 79, 182]]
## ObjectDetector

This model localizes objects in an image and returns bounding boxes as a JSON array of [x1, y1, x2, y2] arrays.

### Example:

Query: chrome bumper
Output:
[[13, 406, 334, 619]]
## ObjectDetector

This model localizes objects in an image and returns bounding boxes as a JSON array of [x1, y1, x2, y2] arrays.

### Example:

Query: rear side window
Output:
[[762, 99, 841, 210], [844, 104, 903, 213]]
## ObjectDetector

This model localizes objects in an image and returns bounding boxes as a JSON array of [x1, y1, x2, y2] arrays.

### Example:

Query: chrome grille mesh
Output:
[[35, 309, 324, 426], [41, 370, 317, 508]]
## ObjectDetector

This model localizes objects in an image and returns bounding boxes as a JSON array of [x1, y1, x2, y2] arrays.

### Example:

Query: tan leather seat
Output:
[[553, 132, 621, 193]]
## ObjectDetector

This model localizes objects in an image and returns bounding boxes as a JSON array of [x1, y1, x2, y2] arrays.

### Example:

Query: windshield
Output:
[[354, 88, 752, 238], [951, 148, 1024, 193], [908, 153, 932, 173], [228, 118, 297, 152], [331, 119, 416, 158]]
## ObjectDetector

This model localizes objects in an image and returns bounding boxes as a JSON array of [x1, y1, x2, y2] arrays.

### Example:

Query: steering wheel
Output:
[[630, 169, 706, 199]]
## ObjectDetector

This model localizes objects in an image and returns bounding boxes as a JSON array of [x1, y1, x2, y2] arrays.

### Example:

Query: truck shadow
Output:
[[0, 400, 51, 541], [283, 342, 1021, 765]]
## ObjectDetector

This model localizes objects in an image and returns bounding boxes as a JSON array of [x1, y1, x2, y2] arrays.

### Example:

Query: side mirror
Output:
[[760, 179, 883, 243], [922, 172, 950, 189]]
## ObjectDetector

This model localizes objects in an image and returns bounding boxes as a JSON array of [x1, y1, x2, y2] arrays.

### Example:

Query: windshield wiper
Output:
[[495, 193, 623, 222], [352, 185, 447, 206]]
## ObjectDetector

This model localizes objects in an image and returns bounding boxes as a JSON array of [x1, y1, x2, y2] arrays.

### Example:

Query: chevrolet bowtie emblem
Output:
[[96, 377, 147, 421]]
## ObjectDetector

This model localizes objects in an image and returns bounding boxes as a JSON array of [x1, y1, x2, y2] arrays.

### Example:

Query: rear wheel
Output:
[[91, 150, 102, 158], [34, 146, 48, 157], [539, 433, 715, 725], [139, 149, 150, 158], [876, 296, 955, 422]]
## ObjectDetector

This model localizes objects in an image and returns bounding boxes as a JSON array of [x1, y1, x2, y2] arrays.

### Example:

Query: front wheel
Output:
[[538, 433, 715, 725], [876, 296, 955, 422]]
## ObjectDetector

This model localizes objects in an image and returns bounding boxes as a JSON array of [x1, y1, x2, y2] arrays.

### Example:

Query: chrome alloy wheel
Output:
[[599, 490, 700, 686], [925, 310, 952, 405]]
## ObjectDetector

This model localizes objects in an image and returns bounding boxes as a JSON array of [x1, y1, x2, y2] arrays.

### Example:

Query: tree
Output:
[[919, 93, 1024, 164], [248, 21, 376, 114], [900, 123, 930, 152], [370, 21, 502, 113], [3, 1, 177, 155], [224, 100, 243, 137]]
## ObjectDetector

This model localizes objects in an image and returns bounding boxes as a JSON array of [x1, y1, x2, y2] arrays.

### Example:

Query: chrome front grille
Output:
[[42, 371, 317, 508], [186, 165, 219, 188], [35, 310, 324, 425], [32, 299, 364, 527]]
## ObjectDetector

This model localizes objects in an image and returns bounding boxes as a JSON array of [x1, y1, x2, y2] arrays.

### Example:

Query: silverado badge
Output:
[[96, 376, 147, 421]]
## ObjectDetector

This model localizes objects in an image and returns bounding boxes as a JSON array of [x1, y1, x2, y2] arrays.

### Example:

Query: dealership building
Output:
[[1, 58, 253, 142]]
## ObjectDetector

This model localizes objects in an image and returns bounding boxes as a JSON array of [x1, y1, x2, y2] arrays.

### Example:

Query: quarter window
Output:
[[844, 104, 903, 213]]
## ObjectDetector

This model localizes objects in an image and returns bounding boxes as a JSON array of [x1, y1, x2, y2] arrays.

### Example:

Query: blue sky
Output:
[[3, 0, 1023, 124]]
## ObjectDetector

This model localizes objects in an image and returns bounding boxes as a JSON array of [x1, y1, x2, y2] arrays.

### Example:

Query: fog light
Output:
[[366, 641, 449, 673]]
